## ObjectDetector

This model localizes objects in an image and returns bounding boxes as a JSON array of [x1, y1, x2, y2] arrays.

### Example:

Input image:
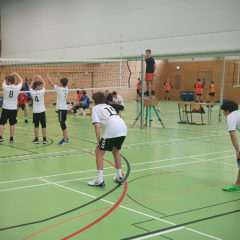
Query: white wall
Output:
[[1, 0, 240, 60]]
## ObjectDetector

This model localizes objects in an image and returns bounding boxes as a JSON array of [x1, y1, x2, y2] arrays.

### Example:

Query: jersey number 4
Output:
[[35, 96, 39, 102], [104, 106, 117, 116]]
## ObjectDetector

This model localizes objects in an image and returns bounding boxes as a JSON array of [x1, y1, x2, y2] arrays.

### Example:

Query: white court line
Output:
[[0, 154, 234, 192], [0, 149, 234, 185], [134, 227, 185, 240], [38, 178, 221, 240]]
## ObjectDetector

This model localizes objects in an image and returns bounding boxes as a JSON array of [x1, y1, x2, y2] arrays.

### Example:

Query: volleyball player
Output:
[[88, 92, 127, 187], [17, 87, 28, 123], [208, 80, 216, 103], [221, 101, 240, 192], [30, 75, 48, 144], [194, 78, 204, 103], [164, 79, 171, 101], [46, 72, 69, 145], [0, 72, 23, 143]]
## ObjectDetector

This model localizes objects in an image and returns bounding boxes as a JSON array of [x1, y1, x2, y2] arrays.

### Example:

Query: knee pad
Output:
[[60, 122, 66, 130]]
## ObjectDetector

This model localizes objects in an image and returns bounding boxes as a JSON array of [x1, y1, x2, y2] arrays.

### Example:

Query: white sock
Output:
[[97, 170, 103, 182], [117, 169, 122, 178]]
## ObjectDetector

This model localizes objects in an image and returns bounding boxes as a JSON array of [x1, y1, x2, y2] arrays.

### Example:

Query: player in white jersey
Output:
[[221, 101, 240, 192], [88, 92, 127, 187], [46, 72, 69, 145], [30, 75, 48, 144], [0, 72, 23, 143]]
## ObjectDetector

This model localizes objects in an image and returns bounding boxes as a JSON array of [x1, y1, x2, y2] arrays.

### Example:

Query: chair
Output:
[[178, 103, 189, 124]]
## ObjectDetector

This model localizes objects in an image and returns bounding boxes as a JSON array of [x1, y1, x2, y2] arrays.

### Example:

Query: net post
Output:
[[218, 56, 226, 122], [140, 54, 145, 129]]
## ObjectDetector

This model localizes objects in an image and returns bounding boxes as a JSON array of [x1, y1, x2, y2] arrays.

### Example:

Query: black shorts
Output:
[[165, 90, 169, 93], [209, 92, 215, 96], [19, 104, 26, 110], [58, 110, 67, 123], [137, 89, 141, 97], [0, 109, 17, 125], [98, 136, 126, 151], [196, 94, 202, 96], [33, 112, 46, 127]]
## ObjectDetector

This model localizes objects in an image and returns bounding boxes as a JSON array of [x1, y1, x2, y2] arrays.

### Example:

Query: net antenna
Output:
[[233, 61, 240, 87]]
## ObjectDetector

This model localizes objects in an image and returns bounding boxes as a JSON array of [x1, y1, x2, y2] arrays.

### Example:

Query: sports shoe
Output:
[[32, 138, 39, 144], [222, 184, 240, 192], [88, 179, 106, 187], [0, 137, 4, 142], [43, 139, 49, 144], [9, 138, 14, 144], [58, 139, 69, 145], [25, 119, 28, 123], [113, 176, 124, 184]]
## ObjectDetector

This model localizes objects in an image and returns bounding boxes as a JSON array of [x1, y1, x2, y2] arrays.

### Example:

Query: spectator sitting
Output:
[[112, 91, 124, 113], [105, 90, 113, 105], [71, 90, 83, 114], [79, 90, 90, 115]]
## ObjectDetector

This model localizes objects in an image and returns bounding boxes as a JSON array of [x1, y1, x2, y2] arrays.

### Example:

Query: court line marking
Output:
[[0, 154, 234, 192], [0, 150, 78, 160], [0, 149, 233, 185], [36, 179, 221, 240]]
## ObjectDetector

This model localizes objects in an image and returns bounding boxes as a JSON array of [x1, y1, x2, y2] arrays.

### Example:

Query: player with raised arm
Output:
[[0, 72, 23, 143], [46, 72, 69, 145], [88, 92, 127, 187], [30, 75, 48, 144], [221, 101, 240, 192]]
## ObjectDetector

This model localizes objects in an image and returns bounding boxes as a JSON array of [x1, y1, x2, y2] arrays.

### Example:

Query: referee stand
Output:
[[131, 98, 164, 128]]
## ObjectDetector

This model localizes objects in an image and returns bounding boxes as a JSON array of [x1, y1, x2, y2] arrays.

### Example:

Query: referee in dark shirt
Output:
[[145, 49, 156, 97]]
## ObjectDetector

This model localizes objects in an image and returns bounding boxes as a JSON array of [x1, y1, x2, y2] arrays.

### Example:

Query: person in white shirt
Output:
[[0, 72, 23, 143], [30, 75, 48, 144], [111, 91, 124, 113], [221, 101, 240, 192], [46, 72, 69, 145], [88, 91, 127, 187]]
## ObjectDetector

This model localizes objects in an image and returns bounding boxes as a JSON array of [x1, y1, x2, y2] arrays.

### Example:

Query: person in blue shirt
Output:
[[24, 78, 32, 106], [79, 90, 90, 115]]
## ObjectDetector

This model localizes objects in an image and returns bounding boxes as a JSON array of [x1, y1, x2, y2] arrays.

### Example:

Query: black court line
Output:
[[1, 144, 38, 154], [0, 153, 34, 159], [162, 198, 240, 219], [0, 151, 88, 164], [122, 209, 240, 240], [126, 172, 180, 216], [0, 154, 130, 232]]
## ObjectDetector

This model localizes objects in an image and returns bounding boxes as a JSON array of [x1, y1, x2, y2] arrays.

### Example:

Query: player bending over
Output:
[[46, 72, 69, 145], [88, 92, 127, 187], [0, 72, 23, 143], [221, 101, 240, 192], [30, 75, 48, 144]]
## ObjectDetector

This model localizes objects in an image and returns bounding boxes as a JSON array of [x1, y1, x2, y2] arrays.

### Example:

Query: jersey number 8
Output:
[[9, 91, 14, 98]]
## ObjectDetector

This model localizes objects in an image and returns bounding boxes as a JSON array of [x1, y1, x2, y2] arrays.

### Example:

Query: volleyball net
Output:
[[0, 58, 133, 105]]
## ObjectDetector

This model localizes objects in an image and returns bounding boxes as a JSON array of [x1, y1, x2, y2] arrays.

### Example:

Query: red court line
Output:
[[62, 181, 128, 240], [23, 207, 111, 240], [23, 144, 125, 239]]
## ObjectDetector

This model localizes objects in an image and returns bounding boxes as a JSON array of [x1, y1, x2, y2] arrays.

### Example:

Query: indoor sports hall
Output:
[[0, 1, 240, 240]]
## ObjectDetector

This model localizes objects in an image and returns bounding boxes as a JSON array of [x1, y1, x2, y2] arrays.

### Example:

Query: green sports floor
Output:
[[0, 101, 240, 240]]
